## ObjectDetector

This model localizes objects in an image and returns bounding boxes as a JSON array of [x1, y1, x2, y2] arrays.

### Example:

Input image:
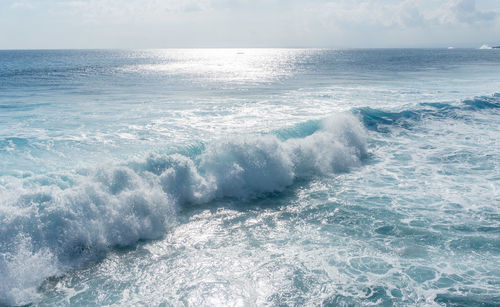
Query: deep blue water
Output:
[[0, 49, 499, 306]]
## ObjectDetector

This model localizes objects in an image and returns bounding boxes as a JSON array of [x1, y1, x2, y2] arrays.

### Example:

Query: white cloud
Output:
[[10, 1, 35, 10], [1, 0, 499, 48], [315, 0, 498, 30], [442, 0, 497, 24], [54, 0, 211, 24]]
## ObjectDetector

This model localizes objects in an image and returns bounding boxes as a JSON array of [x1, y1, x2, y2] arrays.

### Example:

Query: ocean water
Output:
[[0, 49, 499, 306]]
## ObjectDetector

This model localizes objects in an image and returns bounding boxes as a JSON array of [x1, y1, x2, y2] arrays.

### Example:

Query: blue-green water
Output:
[[1, 49, 499, 306]]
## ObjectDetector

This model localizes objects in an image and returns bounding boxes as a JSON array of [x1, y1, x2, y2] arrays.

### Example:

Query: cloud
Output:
[[314, 0, 498, 30], [1, 0, 499, 48], [10, 1, 35, 10], [12, 0, 497, 29], [55, 0, 211, 24], [315, 0, 431, 29], [446, 0, 497, 24]]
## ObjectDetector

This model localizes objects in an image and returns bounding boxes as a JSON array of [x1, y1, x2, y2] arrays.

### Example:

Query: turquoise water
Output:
[[0, 49, 499, 306]]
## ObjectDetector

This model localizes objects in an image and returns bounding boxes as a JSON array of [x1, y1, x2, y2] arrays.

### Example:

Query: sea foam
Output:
[[0, 113, 366, 306]]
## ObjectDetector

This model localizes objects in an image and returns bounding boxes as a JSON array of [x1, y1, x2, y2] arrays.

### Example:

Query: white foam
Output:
[[0, 113, 367, 305], [0, 237, 58, 306]]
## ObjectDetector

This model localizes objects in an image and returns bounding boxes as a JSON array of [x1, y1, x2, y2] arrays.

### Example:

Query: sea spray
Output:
[[2, 49, 499, 306], [0, 113, 366, 306]]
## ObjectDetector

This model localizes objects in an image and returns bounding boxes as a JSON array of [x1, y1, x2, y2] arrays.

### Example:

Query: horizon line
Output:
[[0, 46, 497, 51]]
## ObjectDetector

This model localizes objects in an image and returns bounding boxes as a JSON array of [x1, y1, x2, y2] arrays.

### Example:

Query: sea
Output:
[[0, 49, 499, 306]]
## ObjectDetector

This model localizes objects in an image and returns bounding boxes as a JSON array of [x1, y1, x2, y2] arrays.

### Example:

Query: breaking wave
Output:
[[1, 92, 498, 306], [0, 113, 366, 306]]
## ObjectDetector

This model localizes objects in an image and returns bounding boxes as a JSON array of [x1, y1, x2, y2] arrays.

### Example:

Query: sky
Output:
[[0, 0, 499, 49]]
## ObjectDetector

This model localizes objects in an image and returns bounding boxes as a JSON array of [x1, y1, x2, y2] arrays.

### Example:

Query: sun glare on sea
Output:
[[123, 49, 312, 83]]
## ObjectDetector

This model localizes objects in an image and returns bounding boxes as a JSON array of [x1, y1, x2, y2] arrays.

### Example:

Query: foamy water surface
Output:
[[0, 49, 499, 306]]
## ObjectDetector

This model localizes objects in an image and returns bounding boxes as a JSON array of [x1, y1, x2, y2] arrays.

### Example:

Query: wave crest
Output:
[[356, 93, 500, 132], [0, 113, 366, 306]]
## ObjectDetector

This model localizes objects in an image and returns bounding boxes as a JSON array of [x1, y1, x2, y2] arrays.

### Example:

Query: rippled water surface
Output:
[[0, 49, 499, 306]]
